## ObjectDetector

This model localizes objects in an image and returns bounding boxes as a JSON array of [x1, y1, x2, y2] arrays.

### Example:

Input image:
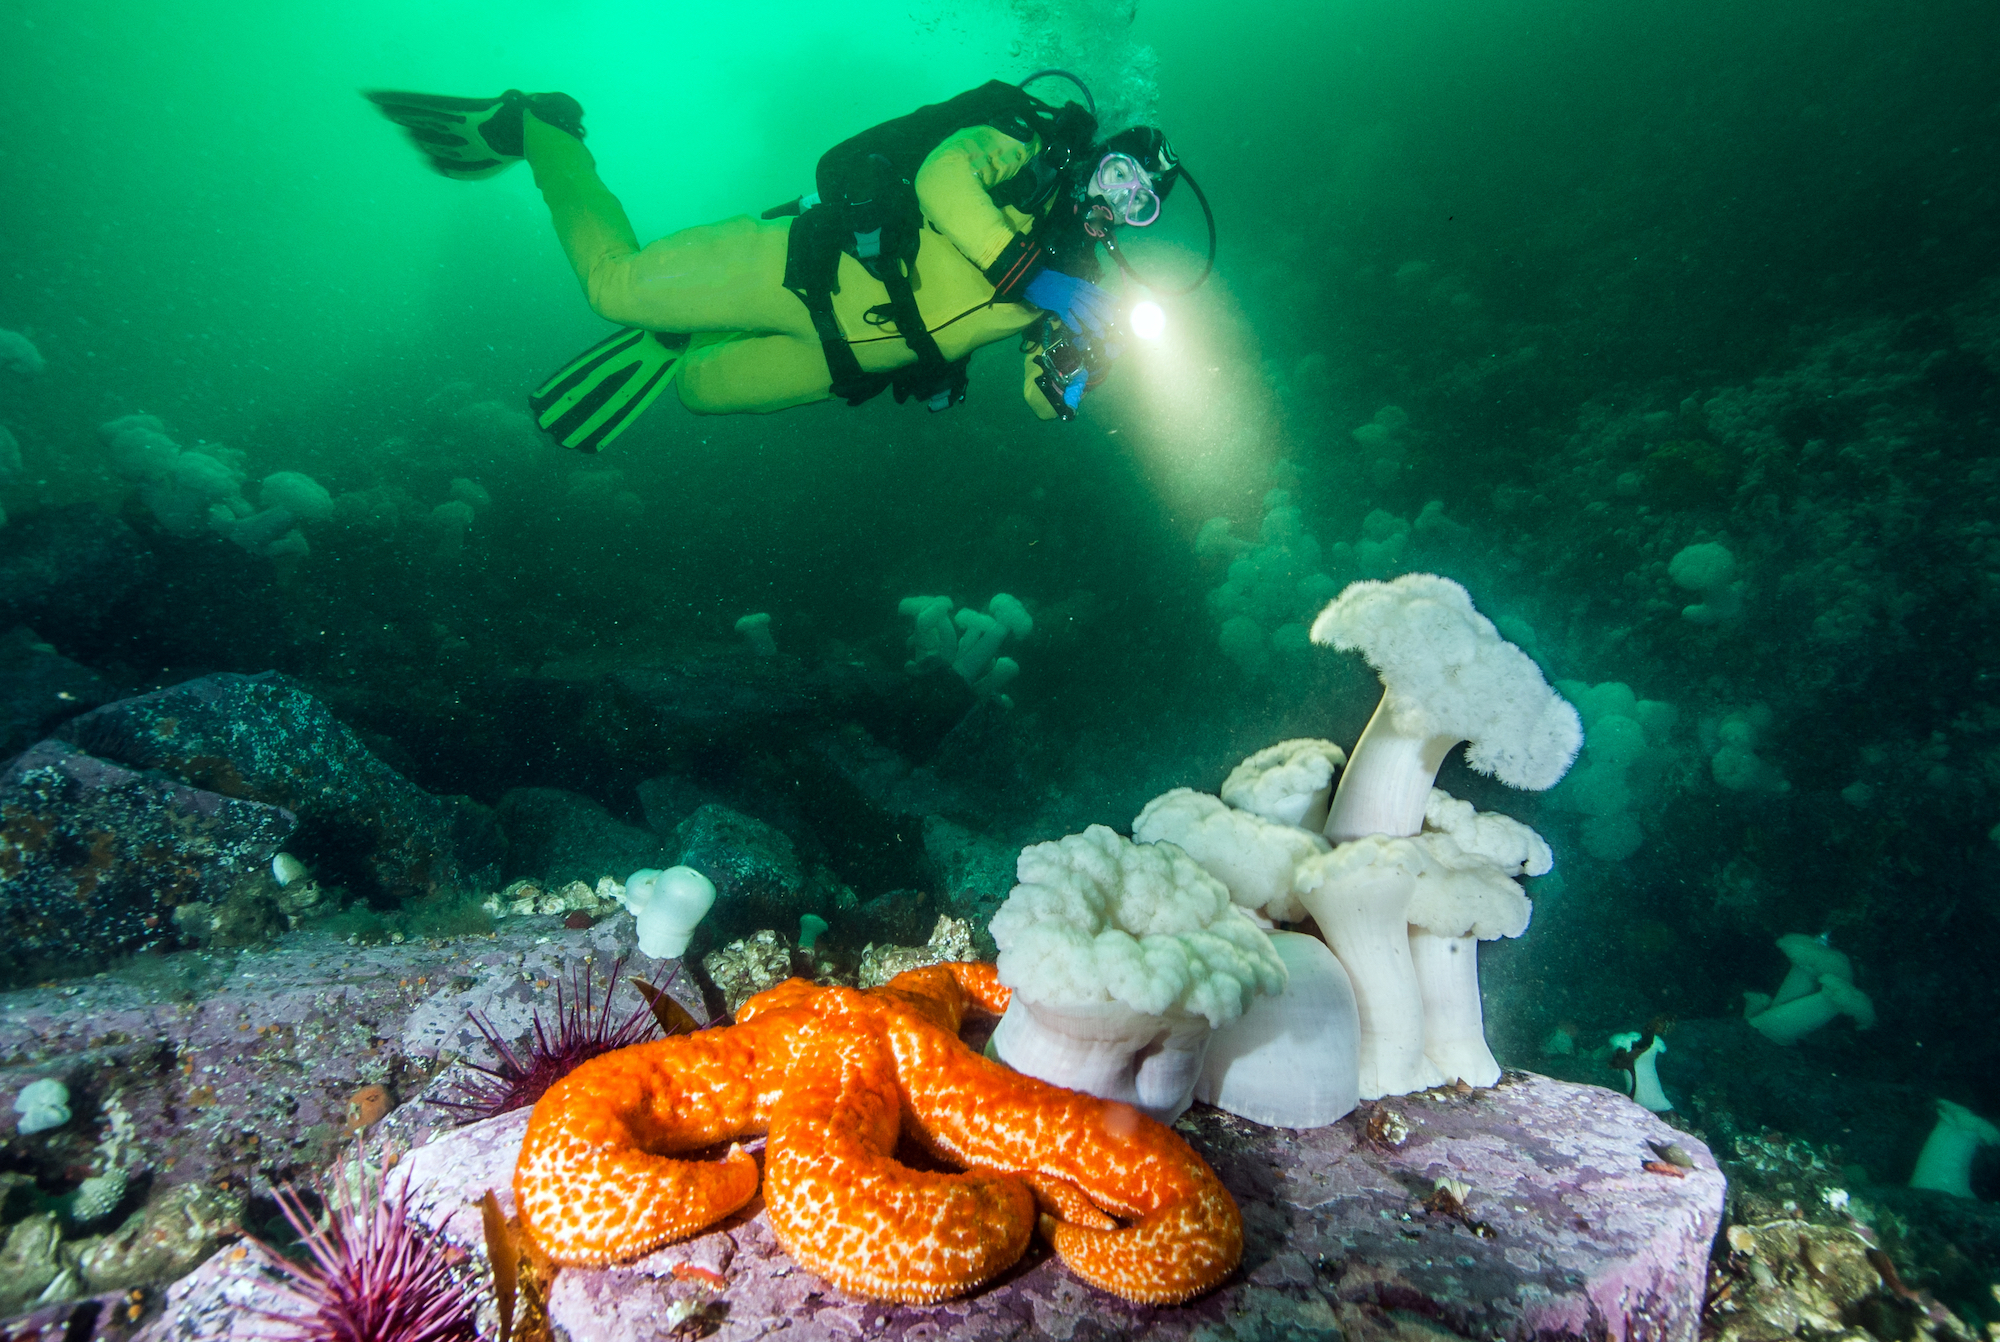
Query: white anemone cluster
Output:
[[97, 413, 497, 567], [97, 414, 337, 560], [896, 593, 1033, 699], [1198, 489, 1341, 677], [984, 574, 1580, 1128], [1549, 680, 1679, 862], [1741, 934, 1873, 1045]]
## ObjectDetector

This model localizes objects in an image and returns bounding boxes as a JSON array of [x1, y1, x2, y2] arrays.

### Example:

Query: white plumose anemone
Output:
[[1195, 930, 1360, 1128], [1404, 838, 1534, 1088], [1405, 792, 1548, 1087], [987, 825, 1286, 1123], [1908, 1099, 2000, 1198], [1219, 739, 1347, 831], [1292, 837, 1445, 1100], [619, 866, 717, 959], [1132, 788, 1329, 924], [1309, 575, 1581, 843]]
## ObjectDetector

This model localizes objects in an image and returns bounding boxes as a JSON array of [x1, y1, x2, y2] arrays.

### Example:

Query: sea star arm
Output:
[[513, 1017, 796, 1265], [872, 961, 1012, 1035], [891, 1017, 1242, 1304], [1034, 1156, 1242, 1305], [764, 1014, 1036, 1304], [935, 959, 1013, 1015], [1022, 1173, 1119, 1229]]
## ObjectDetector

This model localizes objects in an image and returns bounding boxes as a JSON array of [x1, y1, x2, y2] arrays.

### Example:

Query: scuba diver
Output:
[[364, 75, 1211, 451]]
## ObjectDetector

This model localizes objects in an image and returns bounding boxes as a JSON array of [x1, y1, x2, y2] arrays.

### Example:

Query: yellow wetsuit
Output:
[[523, 116, 1062, 419]]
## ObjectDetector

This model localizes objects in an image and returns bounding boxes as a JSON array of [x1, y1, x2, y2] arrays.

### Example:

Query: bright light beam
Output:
[[1129, 299, 1167, 341]]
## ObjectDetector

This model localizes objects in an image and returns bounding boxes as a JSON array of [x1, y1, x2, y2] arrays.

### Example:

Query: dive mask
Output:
[[1089, 152, 1162, 227]]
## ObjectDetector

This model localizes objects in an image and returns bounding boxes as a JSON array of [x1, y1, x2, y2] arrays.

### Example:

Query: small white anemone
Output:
[[619, 866, 717, 959], [897, 595, 957, 671], [1220, 739, 1347, 831], [1670, 542, 1743, 625], [1744, 974, 1874, 1045], [1908, 1099, 2000, 1198], [13, 1078, 71, 1135], [951, 594, 1032, 682], [1610, 1031, 1672, 1112], [1762, 933, 1853, 1008], [734, 612, 776, 657]]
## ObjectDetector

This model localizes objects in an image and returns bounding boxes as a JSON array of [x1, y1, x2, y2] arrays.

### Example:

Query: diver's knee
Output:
[[674, 367, 732, 415], [583, 266, 649, 329], [584, 287, 638, 328]]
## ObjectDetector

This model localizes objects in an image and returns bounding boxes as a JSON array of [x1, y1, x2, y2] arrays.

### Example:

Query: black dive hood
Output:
[[1021, 73, 1216, 295]]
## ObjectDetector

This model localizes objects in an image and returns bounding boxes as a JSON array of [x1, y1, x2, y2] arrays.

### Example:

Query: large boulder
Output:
[[920, 816, 1018, 956], [496, 787, 672, 888], [931, 697, 1033, 817], [795, 730, 973, 900], [0, 740, 295, 983], [57, 672, 467, 902], [635, 772, 708, 835], [0, 626, 117, 760], [0, 915, 710, 1336], [499, 655, 822, 772], [847, 662, 979, 758], [672, 802, 818, 944], [141, 1072, 1725, 1342], [0, 504, 155, 640]]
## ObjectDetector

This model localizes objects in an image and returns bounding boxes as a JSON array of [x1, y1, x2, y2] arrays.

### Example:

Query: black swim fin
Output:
[[529, 328, 682, 453], [362, 89, 585, 180]]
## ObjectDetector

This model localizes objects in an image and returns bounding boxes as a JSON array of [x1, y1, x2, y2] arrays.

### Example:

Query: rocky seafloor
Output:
[[0, 899, 1988, 1342], [147, 1070, 1724, 1342], [1, 518, 1994, 1340]]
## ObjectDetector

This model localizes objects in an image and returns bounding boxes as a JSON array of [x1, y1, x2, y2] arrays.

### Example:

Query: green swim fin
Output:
[[529, 328, 681, 453], [362, 89, 584, 180]]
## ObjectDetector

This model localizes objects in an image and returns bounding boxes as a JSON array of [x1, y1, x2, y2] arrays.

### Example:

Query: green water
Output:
[[2, 0, 1998, 1309]]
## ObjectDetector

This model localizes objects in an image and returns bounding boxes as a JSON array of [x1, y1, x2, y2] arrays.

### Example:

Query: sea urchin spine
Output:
[[263, 1155, 478, 1342], [434, 957, 684, 1123]]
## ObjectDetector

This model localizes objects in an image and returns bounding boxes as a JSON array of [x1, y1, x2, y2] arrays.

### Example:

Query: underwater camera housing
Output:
[[1032, 313, 1122, 422]]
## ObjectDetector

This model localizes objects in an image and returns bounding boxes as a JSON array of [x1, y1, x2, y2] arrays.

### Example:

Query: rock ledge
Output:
[[139, 1071, 1722, 1342]]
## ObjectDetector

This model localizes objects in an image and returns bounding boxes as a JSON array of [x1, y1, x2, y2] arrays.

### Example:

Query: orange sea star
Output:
[[513, 961, 1242, 1305]]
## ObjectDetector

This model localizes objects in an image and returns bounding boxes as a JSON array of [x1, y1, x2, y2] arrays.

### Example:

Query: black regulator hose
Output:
[[1101, 165, 1216, 295], [1019, 69, 1096, 118]]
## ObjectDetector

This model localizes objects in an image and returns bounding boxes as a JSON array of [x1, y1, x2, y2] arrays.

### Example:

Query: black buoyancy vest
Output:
[[777, 81, 1096, 411]]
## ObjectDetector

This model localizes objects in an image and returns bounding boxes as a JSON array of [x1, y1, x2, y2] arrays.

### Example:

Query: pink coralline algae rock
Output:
[[0, 916, 693, 1189], [146, 1071, 1723, 1342]]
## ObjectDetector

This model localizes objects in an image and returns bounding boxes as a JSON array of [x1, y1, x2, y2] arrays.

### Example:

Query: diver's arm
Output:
[[523, 114, 648, 324], [914, 126, 1037, 272]]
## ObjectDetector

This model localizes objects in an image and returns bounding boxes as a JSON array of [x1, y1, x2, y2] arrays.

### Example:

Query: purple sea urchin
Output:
[[433, 957, 683, 1123], [264, 1159, 477, 1342]]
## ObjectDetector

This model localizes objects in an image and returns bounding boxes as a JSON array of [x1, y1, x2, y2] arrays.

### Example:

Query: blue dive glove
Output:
[[1057, 365, 1088, 411], [1023, 269, 1117, 338]]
